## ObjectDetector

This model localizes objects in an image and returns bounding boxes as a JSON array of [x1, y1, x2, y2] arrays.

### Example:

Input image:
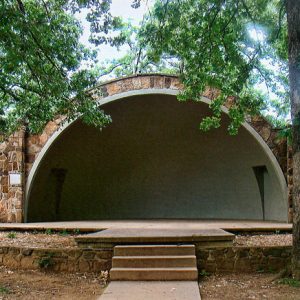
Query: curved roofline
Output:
[[87, 73, 281, 130], [24, 88, 287, 222]]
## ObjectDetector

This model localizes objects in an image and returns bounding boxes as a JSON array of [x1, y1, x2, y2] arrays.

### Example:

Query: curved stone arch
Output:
[[24, 86, 287, 222]]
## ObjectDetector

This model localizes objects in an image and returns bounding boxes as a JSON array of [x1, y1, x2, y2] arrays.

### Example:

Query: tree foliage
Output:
[[137, 0, 289, 134], [96, 21, 180, 80], [0, 0, 124, 134]]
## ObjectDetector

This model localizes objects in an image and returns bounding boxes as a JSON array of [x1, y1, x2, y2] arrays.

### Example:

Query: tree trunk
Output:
[[286, 0, 300, 279]]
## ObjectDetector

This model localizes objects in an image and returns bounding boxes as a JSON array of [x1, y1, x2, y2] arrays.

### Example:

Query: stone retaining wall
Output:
[[196, 246, 292, 273], [0, 246, 113, 272], [0, 245, 292, 274]]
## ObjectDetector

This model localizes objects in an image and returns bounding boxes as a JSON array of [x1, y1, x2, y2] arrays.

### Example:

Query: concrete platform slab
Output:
[[75, 228, 234, 245], [99, 281, 201, 300], [0, 219, 292, 233]]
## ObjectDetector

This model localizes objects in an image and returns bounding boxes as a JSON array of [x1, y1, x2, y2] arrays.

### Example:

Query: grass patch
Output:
[[278, 278, 300, 288], [0, 286, 10, 294], [6, 231, 17, 239], [59, 229, 69, 236], [38, 253, 54, 269], [199, 269, 210, 277], [73, 228, 80, 235], [256, 266, 276, 274], [45, 228, 53, 235]]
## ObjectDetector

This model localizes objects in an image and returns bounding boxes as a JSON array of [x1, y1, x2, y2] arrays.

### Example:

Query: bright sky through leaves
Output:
[[76, 0, 153, 62]]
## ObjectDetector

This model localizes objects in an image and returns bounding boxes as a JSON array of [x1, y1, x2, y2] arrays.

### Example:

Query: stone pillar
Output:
[[0, 128, 25, 222]]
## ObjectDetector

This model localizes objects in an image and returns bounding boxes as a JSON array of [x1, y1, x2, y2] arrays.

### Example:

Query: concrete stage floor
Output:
[[0, 220, 292, 232]]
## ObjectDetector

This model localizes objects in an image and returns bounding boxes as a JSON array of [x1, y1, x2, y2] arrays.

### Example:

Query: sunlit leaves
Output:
[[139, 0, 289, 133]]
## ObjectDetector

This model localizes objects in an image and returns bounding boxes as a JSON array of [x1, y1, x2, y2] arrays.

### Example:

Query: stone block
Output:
[[44, 121, 58, 136], [237, 249, 250, 258], [234, 258, 252, 272], [65, 249, 83, 259], [195, 250, 209, 260], [82, 250, 96, 260], [217, 260, 234, 272], [202, 262, 217, 273], [20, 256, 34, 269], [78, 259, 91, 272], [0, 247, 9, 254], [107, 81, 122, 95], [268, 257, 287, 270], [93, 259, 111, 271], [95, 250, 113, 260], [3, 255, 19, 268], [224, 247, 235, 259], [21, 249, 33, 256], [263, 247, 283, 257], [39, 133, 48, 146]]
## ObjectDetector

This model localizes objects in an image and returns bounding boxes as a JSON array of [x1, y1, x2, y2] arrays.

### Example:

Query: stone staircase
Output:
[[110, 244, 198, 281]]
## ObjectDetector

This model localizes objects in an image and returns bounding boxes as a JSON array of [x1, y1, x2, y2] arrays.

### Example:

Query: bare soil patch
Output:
[[200, 273, 300, 299], [0, 231, 293, 249], [0, 266, 105, 300], [0, 267, 299, 300], [234, 233, 292, 247], [0, 231, 75, 249]]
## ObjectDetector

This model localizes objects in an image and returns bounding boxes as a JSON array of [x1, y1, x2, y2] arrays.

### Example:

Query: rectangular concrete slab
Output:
[[0, 220, 292, 233], [99, 281, 201, 300], [75, 228, 234, 245]]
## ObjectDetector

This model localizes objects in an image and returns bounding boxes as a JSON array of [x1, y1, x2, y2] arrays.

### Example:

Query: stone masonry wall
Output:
[[0, 245, 292, 274], [0, 74, 289, 223], [0, 246, 113, 273], [196, 245, 292, 273], [0, 129, 25, 223]]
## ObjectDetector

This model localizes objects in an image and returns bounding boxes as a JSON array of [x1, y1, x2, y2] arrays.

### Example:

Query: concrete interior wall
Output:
[[27, 94, 287, 222]]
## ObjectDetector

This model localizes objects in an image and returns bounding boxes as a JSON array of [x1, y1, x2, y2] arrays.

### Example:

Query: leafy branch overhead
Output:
[[0, 0, 289, 135], [0, 0, 124, 135], [138, 0, 289, 134]]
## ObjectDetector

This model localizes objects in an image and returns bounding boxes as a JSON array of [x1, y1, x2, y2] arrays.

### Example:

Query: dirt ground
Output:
[[200, 273, 300, 300], [0, 231, 293, 248], [0, 231, 76, 249], [0, 266, 299, 300], [0, 266, 105, 300], [233, 233, 292, 247]]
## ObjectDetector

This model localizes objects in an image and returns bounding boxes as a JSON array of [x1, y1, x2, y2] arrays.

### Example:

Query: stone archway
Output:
[[0, 75, 289, 223]]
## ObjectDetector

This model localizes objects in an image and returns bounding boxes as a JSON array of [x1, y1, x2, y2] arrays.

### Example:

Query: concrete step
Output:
[[110, 267, 198, 281], [114, 244, 195, 256], [112, 255, 196, 268]]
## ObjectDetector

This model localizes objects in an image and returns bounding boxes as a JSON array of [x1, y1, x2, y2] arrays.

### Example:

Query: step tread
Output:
[[111, 267, 197, 271], [113, 255, 196, 259], [114, 245, 195, 248]]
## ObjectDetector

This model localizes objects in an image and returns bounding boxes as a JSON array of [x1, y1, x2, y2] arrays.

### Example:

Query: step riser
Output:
[[110, 270, 198, 281], [114, 246, 195, 256], [112, 256, 196, 268]]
